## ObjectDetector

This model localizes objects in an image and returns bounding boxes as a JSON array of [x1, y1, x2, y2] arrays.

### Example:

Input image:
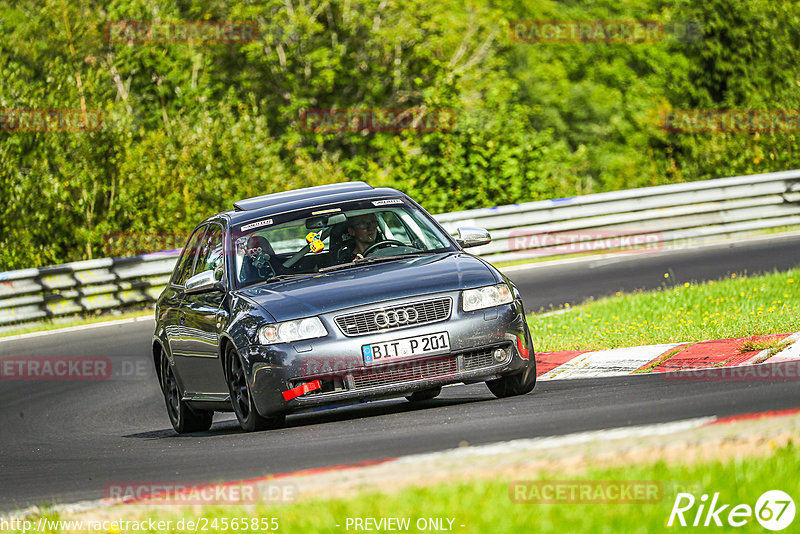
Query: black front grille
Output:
[[334, 297, 452, 336], [463, 348, 496, 370], [352, 357, 457, 389], [290, 345, 510, 397]]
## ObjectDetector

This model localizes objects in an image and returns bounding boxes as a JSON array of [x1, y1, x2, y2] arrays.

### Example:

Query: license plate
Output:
[[362, 332, 450, 365]]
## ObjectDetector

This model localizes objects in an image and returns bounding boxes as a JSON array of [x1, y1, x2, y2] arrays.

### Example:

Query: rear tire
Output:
[[486, 360, 537, 398], [225, 345, 285, 432], [159, 348, 213, 433], [405, 386, 442, 402]]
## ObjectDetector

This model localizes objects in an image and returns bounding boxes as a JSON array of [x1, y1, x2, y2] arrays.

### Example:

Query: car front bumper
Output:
[[239, 291, 533, 417]]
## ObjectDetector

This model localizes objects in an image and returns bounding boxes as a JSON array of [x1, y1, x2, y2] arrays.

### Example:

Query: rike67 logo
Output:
[[668, 490, 795, 531]]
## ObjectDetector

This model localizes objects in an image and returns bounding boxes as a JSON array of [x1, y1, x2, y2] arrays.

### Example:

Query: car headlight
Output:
[[462, 283, 513, 312], [258, 317, 328, 345]]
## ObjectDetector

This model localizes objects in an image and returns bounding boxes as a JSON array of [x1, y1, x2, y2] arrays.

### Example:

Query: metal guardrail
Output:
[[0, 254, 178, 326], [435, 169, 800, 263], [1, 169, 799, 326]]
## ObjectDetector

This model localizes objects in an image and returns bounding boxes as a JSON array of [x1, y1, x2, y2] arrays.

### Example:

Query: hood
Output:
[[238, 253, 497, 321]]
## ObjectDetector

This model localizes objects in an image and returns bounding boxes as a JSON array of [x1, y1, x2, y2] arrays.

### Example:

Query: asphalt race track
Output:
[[1, 235, 799, 513]]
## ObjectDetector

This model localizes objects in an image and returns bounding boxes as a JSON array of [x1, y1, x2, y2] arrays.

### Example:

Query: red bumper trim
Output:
[[516, 336, 530, 360], [282, 379, 322, 401]]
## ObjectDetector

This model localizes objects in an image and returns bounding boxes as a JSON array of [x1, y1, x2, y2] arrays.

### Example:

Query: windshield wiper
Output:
[[318, 252, 437, 273], [265, 273, 314, 283]]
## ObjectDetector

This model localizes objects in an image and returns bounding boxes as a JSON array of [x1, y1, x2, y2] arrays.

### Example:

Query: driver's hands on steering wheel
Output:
[[362, 238, 407, 257]]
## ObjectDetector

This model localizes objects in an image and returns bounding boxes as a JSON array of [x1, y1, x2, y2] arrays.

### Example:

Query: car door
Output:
[[164, 225, 207, 367], [173, 223, 230, 396]]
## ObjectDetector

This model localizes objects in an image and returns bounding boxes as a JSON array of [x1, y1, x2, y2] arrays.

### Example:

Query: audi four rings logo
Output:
[[374, 308, 419, 327]]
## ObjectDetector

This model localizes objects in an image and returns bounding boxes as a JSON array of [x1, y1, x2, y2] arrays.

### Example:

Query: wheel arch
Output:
[[152, 338, 166, 384], [218, 334, 237, 380]]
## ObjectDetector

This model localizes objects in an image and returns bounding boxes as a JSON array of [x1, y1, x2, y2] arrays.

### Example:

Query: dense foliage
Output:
[[1, 0, 799, 269]]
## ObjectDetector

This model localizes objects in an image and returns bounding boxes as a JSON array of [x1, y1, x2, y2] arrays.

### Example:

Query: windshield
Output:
[[232, 198, 455, 287]]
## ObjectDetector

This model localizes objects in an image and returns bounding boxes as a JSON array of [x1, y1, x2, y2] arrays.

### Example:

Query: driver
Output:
[[343, 212, 379, 260]]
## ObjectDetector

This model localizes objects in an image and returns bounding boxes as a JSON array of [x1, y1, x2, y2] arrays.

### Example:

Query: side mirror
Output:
[[185, 270, 225, 294], [456, 227, 491, 249]]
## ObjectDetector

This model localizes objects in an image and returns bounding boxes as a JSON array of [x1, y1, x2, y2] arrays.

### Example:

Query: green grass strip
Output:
[[528, 268, 799, 351], [20, 442, 797, 533]]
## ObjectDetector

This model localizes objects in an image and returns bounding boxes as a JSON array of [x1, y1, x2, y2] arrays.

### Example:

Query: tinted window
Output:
[[172, 226, 206, 286], [232, 200, 455, 287], [195, 225, 225, 280]]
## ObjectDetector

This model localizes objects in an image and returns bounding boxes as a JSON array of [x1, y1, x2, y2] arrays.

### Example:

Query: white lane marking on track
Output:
[[0, 315, 155, 344], [741, 348, 774, 366], [539, 343, 684, 380], [766, 333, 800, 363], [393, 417, 716, 463]]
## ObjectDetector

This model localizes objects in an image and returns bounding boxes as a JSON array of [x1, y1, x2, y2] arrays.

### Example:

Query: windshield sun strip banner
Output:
[[241, 218, 273, 231]]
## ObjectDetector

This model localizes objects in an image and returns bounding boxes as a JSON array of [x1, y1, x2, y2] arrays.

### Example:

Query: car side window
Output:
[[172, 225, 207, 286], [194, 225, 225, 280]]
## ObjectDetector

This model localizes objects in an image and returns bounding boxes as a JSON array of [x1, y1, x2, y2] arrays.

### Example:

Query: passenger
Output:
[[239, 235, 275, 284]]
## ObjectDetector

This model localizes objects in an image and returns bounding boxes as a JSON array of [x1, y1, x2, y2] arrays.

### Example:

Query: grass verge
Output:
[[528, 268, 799, 351], [20, 442, 797, 533]]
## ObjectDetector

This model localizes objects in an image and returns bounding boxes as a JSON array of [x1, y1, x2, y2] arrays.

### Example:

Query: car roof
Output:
[[220, 182, 410, 227], [232, 181, 374, 211]]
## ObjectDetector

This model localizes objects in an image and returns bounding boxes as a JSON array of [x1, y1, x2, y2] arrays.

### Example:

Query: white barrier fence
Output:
[[2, 169, 799, 326], [435, 169, 800, 262]]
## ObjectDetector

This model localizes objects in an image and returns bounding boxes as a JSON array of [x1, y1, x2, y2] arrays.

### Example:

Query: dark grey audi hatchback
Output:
[[152, 182, 536, 433]]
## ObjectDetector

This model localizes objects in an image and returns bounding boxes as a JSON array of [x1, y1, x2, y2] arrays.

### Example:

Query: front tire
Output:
[[225, 345, 285, 432], [486, 360, 537, 398], [159, 348, 213, 433]]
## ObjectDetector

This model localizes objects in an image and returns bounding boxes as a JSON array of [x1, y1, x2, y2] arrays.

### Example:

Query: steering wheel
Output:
[[362, 239, 407, 256]]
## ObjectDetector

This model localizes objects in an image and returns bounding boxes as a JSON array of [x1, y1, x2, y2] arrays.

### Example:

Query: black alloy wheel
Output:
[[226, 344, 285, 432], [160, 347, 213, 433]]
